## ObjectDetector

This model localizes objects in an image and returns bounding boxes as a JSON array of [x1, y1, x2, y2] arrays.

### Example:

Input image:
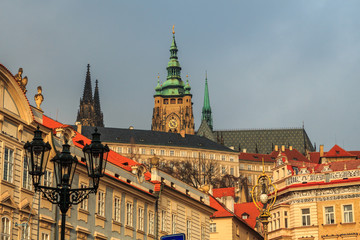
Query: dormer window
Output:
[[242, 213, 249, 219]]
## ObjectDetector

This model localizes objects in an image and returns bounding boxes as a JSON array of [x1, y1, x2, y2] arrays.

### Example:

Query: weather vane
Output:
[[172, 25, 175, 34]]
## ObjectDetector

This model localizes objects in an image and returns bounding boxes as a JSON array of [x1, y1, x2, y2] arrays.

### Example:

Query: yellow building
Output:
[[0, 63, 215, 240], [268, 145, 360, 240]]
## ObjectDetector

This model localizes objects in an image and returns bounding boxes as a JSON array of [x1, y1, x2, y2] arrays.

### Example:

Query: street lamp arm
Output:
[[37, 186, 61, 205], [68, 187, 96, 205]]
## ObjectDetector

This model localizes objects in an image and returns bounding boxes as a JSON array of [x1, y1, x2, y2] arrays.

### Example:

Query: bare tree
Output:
[[159, 154, 221, 188]]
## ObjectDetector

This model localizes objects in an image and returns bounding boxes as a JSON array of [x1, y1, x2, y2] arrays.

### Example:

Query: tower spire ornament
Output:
[[151, 28, 194, 135]]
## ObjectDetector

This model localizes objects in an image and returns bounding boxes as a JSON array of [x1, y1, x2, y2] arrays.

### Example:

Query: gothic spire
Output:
[[93, 79, 104, 127], [82, 64, 93, 104], [202, 72, 213, 130]]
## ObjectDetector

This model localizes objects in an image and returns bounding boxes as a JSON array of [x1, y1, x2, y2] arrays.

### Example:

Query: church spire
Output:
[[93, 79, 104, 127], [202, 71, 213, 130], [82, 64, 93, 104]]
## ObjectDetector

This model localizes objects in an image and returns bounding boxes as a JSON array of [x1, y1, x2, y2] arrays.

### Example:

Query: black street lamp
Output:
[[24, 127, 109, 240]]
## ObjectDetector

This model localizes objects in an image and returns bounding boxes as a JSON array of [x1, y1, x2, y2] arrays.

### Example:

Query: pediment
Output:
[[19, 198, 36, 215], [0, 191, 17, 209]]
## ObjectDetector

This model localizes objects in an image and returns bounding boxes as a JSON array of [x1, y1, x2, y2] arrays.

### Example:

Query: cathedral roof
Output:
[[80, 126, 237, 153], [212, 128, 314, 155]]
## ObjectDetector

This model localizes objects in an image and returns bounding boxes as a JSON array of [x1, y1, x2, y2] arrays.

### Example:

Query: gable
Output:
[[197, 120, 216, 142], [0, 64, 33, 124]]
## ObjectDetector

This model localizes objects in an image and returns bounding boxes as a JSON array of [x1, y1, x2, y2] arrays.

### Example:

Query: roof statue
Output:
[[14, 68, 28, 94], [34, 86, 44, 111]]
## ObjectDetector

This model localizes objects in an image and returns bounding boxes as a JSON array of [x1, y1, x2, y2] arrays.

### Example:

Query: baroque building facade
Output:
[[0, 63, 215, 240], [151, 29, 195, 135], [76, 64, 104, 127], [268, 144, 360, 240]]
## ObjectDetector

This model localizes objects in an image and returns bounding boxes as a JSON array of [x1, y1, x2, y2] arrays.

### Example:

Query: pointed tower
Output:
[[151, 26, 195, 134], [76, 64, 97, 127], [93, 79, 104, 127], [202, 72, 213, 130]]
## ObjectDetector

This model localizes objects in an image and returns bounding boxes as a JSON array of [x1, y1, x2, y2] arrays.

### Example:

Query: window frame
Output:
[[23, 156, 32, 190], [138, 207, 144, 231], [1, 217, 10, 240], [97, 190, 105, 217], [210, 223, 216, 233], [126, 202, 133, 226], [113, 196, 121, 222], [301, 208, 311, 226], [324, 206, 335, 225], [3, 148, 14, 183], [343, 204, 354, 223]]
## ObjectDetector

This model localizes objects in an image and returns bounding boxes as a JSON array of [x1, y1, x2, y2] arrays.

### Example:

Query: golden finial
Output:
[[186, 74, 188, 78], [172, 25, 175, 34], [157, 73, 160, 79]]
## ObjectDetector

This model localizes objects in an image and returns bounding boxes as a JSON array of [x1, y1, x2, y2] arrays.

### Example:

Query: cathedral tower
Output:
[[151, 27, 195, 134], [202, 72, 213, 130], [76, 64, 104, 127]]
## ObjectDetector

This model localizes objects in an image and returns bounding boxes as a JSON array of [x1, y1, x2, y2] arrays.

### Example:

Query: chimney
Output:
[[281, 145, 285, 152], [180, 129, 186, 138], [274, 145, 279, 151], [320, 145, 324, 157], [242, 149, 247, 153], [289, 146, 293, 151], [76, 122, 82, 134]]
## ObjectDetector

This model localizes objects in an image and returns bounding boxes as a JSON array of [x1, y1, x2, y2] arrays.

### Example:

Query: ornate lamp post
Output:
[[24, 127, 109, 240], [251, 160, 277, 240]]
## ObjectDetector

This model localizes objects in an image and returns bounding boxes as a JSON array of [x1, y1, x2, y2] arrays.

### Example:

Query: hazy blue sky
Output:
[[1, 1, 360, 151]]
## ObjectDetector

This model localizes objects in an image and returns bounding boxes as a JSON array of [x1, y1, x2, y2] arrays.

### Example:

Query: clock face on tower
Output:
[[169, 119, 178, 129]]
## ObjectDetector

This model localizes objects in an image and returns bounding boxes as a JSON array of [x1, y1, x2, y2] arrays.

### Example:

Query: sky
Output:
[[1, 1, 360, 151]]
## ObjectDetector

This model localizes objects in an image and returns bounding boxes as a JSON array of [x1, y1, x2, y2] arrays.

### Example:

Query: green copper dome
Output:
[[155, 78, 162, 95], [154, 29, 190, 97]]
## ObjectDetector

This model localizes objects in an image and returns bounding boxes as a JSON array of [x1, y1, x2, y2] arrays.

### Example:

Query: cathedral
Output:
[[151, 28, 195, 134], [76, 64, 104, 127]]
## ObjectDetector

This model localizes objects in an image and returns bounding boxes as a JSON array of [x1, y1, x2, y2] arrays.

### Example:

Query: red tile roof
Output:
[[324, 144, 356, 158], [209, 195, 233, 218], [212, 187, 235, 199], [234, 202, 260, 229]]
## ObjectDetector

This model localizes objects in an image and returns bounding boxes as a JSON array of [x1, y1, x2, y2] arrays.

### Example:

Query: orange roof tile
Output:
[[234, 202, 260, 229], [213, 187, 235, 199]]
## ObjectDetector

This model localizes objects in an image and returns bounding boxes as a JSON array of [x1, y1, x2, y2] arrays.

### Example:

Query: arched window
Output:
[[177, 99, 183, 104], [164, 99, 169, 104], [1, 217, 10, 240], [170, 99, 176, 104], [21, 223, 30, 240]]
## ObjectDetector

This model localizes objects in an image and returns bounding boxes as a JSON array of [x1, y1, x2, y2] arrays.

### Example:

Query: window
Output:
[[161, 210, 167, 232], [240, 164, 245, 170], [222, 166, 226, 174], [302, 208, 310, 226], [97, 191, 105, 216], [221, 155, 226, 161], [114, 197, 121, 222], [172, 214, 176, 234], [150, 149, 155, 155], [23, 156, 32, 190], [284, 211, 288, 228], [247, 164, 252, 171], [79, 183, 88, 210], [230, 168, 234, 175], [128, 148, 132, 154], [210, 154, 214, 160], [1, 217, 10, 240], [21, 223, 30, 240], [141, 148, 146, 155], [170, 150, 174, 156], [201, 226, 206, 240], [149, 212, 154, 235], [41, 233, 49, 240], [210, 223, 216, 233], [343, 204, 353, 223], [117, 147, 122, 153], [230, 157, 234, 162], [242, 214, 248, 219], [43, 170, 52, 187], [138, 208, 144, 231], [126, 202, 133, 226], [187, 220, 192, 240], [325, 206, 334, 224], [180, 151, 186, 157], [3, 148, 14, 182], [170, 98, 176, 104], [193, 152, 198, 158], [160, 150, 165, 156]]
